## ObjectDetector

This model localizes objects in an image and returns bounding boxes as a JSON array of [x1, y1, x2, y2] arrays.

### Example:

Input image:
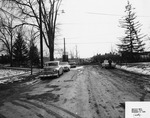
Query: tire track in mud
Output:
[[96, 68, 142, 98], [85, 66, 124, 118], [0, 70, 83, 118], [109, 69, 150, 84], [0, 99, 84, 118], [87, 65, 150, 118], [70, 70, 79, 80], [109, 69, 150, 101], [12, 100, 64, 118], [19, 99, 83, 118], [97, 67, 150, 101], [12, 101, 45, 118], [86, 68, 108, 118]]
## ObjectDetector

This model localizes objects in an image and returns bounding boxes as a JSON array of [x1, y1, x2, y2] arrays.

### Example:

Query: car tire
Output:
[[62, 70, 64, 75], [57, 72, 60, 78]]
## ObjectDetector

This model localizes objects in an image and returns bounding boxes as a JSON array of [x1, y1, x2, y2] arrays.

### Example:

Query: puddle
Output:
[[45, 85, 61, 91], [46, 85, 58, 88], [65, 85, 71, 88], [26, 92, 60, 102], [64, 80, 73, 82]]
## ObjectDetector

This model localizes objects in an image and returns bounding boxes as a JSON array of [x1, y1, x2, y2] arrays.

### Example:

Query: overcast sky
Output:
[[54, 0, 150, 58]]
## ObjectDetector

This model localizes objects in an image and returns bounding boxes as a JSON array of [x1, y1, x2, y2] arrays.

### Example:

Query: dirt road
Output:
[[0, 65, 150, 118]]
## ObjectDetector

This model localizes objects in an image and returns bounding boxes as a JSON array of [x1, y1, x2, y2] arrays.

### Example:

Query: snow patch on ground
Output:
[[116, 64, 150, 75], [0, 69, 29, 84], [0, 69, 25, 79]]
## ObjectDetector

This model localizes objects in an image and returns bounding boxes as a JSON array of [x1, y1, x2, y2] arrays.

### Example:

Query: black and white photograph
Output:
[[0, 0, 150, 118]]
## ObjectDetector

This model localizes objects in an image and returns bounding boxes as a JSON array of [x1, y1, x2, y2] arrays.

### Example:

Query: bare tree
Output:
[[70, 50, 75, 59], [1, 0, 63, 61], [56, 48, 63, 58], [0, 9, 17, 66]]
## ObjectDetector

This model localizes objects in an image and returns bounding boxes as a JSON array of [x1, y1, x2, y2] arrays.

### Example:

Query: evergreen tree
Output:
[[118, 1, 145, 62], [13, 31, 28, 66], [29, 41, 40, 67]]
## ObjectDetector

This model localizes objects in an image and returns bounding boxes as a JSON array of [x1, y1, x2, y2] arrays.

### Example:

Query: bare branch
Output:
[[13, 22, 39, 29]]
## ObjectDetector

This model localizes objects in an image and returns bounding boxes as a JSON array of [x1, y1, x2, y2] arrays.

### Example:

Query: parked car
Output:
[[60, 62, 71, 72], [101, 59, 116, 69], [39, 61, 63, 78], [69, 61, 76, 68]]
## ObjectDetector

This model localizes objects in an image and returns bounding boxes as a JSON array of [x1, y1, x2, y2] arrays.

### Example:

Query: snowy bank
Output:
[[0, 69, 30, 84], [116, 64, 150, 76]]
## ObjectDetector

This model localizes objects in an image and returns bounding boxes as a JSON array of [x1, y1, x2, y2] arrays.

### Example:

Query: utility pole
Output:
[[10, 16, 13, 67], [64, 38, 66, 55], [39, 0, 43, 68], [75, 45, 78, 59], [63, 38, 68, 62]]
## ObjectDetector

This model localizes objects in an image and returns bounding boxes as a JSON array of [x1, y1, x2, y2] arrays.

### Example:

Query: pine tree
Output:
[[29, 41, 40, 67], [28, 41, 40, 74], [118, 1, 145, 62], [13, 31, 28, 66]]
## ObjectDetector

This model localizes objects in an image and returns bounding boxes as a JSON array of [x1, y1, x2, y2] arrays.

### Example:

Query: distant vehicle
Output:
[[60, 62, 71, 72], [101, 59, 116, 69], [69, 61, 76, 68], [39, 61, 63, 78]]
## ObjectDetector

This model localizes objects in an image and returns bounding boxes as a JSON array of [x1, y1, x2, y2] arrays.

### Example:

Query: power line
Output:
[[56, 41, 118, 45], [86, 12, 123, 16], [86, 12, 150, 17]]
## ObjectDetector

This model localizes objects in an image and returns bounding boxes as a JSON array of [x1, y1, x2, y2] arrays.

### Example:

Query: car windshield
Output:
[[46, 62, 58, 66], [60, 62, 68, 65]]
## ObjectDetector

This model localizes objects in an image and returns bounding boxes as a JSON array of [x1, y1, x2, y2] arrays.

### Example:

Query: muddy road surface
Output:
[[0, 65, 150, 118]]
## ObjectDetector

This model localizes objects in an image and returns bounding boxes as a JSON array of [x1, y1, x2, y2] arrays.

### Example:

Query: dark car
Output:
[[101, 59, 116, 69], [69, 61, 76, 68]]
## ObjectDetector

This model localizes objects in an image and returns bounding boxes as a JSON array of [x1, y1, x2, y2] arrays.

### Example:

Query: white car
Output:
[[60, 62, 71, 72], [102, 59, 116, 69], [39, 61, 63, 78]]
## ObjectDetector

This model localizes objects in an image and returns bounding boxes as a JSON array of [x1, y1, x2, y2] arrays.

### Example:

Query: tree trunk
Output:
[[49, 33, 55, 61], [30, 60, 33, 75], [50, 44, 54, 61]]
